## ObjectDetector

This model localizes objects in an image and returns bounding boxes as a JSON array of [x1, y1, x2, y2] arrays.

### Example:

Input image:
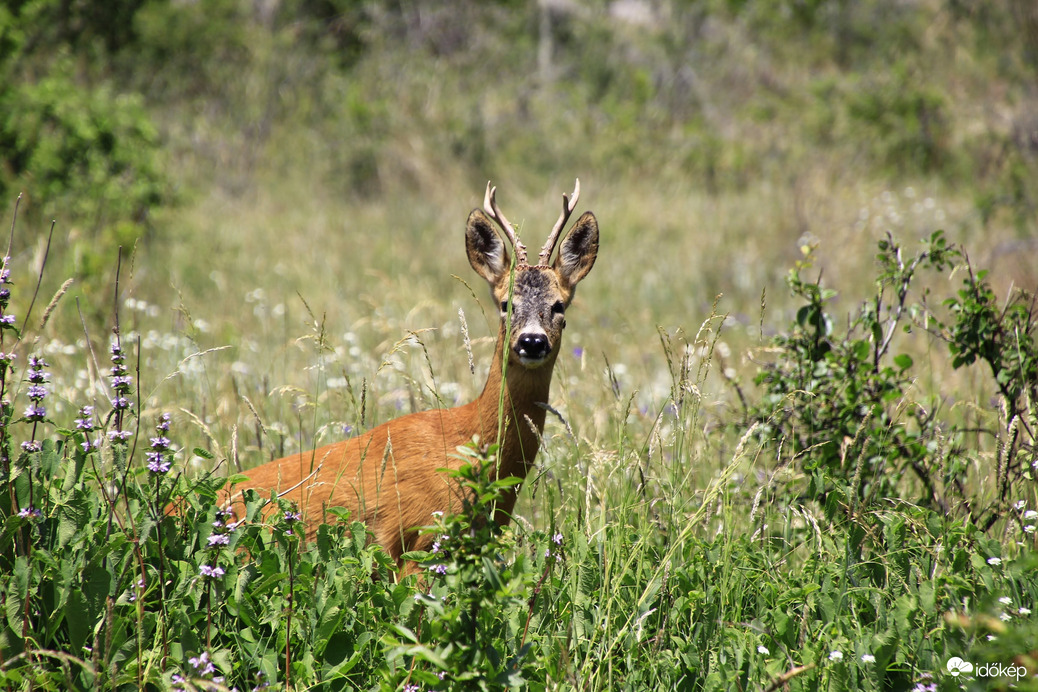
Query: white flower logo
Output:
[[946, 657, 974, 676]]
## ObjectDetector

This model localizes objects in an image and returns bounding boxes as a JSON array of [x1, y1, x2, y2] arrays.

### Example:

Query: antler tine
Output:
[[484, 181, 528, 266], [538, 178, 580, 267]]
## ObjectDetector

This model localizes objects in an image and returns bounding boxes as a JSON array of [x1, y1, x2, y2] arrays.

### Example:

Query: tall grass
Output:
[[1, 185, 1035, 689]]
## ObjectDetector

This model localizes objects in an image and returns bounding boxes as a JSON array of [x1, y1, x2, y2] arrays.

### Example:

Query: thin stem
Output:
[[285, 536, 294, 688], [4, 194, 19, 268], [521, 560, 553, 646], [206, 577, 213, 652], [19, 220, 55, 339], [153, 473, 170, 664]]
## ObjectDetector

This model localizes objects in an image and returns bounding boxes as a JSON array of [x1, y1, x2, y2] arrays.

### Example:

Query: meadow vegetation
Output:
[[1, 0, 1037, 689]]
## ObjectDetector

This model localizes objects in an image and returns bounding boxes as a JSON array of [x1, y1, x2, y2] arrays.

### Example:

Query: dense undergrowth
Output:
[[0, 201, 1035, 689]]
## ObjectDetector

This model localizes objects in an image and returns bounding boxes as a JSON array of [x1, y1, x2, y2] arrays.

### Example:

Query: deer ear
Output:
[[466, 209, 509, 285], [554, 211, 598, 290]]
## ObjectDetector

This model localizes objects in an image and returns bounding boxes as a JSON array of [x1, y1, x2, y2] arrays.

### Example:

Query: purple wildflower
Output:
[[75, 406, 100, 451], [146, 454, 171, 474], [20, 440, 41, 453], [188, 652, 217, 676], [146, 414, 174, 474], [206, 506, 236, 550], [23, 355, 48, 422], [75, 406, 95, 431], [109, 342, 133, 419], [198, 564, 225, 578], [126, 577, 145, 603], [0, 259, 12, 329], [282, 509, 302, 535], [429, 564, 448, 576], [23, 404, 46, 420]]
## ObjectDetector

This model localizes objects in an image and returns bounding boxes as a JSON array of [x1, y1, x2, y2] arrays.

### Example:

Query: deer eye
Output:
[[500, 300, 509, 313], [551, 301, 565, 315]]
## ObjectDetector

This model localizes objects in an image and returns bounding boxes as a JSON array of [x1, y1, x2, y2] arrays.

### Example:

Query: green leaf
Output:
[[852, 339, 870, 361], [483, 556, 504, 591], [66, 588, 92, 653], [399, 550, 428, 562]]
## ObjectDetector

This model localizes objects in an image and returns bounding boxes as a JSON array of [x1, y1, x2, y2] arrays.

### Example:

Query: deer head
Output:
[[465, 180, 598, 370]]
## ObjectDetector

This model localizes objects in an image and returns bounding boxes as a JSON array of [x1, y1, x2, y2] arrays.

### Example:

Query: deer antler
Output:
[[484, 182, 528, 266], [538, 178, 580, 267]]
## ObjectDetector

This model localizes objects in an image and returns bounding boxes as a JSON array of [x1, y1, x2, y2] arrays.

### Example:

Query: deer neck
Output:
[[474, 321, 557, 480]]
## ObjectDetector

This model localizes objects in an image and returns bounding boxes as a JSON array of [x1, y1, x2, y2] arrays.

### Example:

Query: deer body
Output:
[[224, 181, 598, 570]]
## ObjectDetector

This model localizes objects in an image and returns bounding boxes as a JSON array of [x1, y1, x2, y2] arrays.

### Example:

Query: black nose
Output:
[[516, 333, 551, 360]]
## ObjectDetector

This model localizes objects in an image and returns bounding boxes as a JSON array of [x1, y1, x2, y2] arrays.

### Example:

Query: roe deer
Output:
[[223, 180, 598, 573]]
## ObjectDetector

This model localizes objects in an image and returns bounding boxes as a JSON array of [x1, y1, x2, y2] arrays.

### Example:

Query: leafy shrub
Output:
[[0, 69, 165, 236], [844, 64, 952, 176], [749, 230, 1037, 530], [938, 262, 1038, 521], [750, 231, 960, 506], [125, 0, 251, 99], [385, 448, 542, 689], [0, 1, 168, 249]]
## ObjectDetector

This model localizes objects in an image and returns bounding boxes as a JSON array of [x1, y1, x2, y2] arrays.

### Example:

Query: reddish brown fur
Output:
[[221, 183, 598, 575]]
